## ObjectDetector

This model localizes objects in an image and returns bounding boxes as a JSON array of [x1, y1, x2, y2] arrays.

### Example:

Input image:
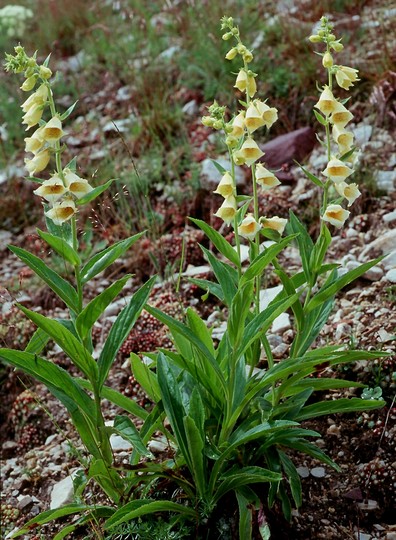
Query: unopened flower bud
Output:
[[20, 75, 37, 92], [243, 50, 253, 63], [328, 33, 336, 41], [39, 66, 52, 79], [225, 47, 238, 60], [330, 40, 344, 52], [237, 44, 247, 55], [213, 120, 222, 130], [318, 30, 325, 37], [309, 34, 321, 43], [222, 32, 232, 40], [202, 116, 214, 127], [225, 135, 238, 148], [322, 52, 333, 68]]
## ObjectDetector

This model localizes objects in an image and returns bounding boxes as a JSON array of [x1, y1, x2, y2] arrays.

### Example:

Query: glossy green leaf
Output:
[[228, 281, 254, 349], [37, 229, 81, 265], [296, 398, 385, 421], [188, 277, 224, 302], [60, 100, 78, 121], [113, 415, 152, 457], [105, 500, 197, 530], [80, 232, 145, 284], [236, 490, 254, 540], [306, 256, 384, 313], [190, 217, 240, 267], [313, 109, 327, 126], [214, 466, 281, 503], [18, 305, 98, 380], [130, 353, 161, 402], [295, 162, 324, 188], [98, 275, 156, 388], [25, 327, 50, 354], [278, 450, 302, 507], [8, 246, 79, 313], [76, 274, 132, 340], [184, 415, 206, 498], [76, 179, 114, 206], [88, 459, 124, 504], [287, 212, 314, 284], [201, 245, 238, 306]]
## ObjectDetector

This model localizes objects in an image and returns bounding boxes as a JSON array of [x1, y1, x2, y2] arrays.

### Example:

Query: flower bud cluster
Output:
[[5, 45, 93, 225], [310, 20, 361, 229], [205, 18, 285, 242]]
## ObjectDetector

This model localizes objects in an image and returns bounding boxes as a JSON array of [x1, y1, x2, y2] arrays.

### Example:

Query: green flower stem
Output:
[[228, 146, 242, 276], [44, 79, 65, 183]]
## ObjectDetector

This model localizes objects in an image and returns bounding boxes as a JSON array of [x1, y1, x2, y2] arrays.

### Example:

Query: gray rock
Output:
[[383, 210, 396, 224], [50, 473, 76, 509], [200, 157, 245, 191], [353, 124, 372, 145], [182, 100, 199, 116], [363, 265, 384, 281], [109, 434, 133, 451], [385, 268, 396, 283], [17, 495, 33, 511], [267, 334, 283, 348], [310, 466, 326, 478], [296, 466, 310, 478], [358, 229, 396, 265], [375, 170, 396, 192], [271, 312, 291, 334]]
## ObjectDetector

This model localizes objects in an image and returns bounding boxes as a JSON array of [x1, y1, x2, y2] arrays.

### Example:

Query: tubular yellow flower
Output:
[[314, 86, 337, 116], [41, 116, 65, 144], [332, 124, 354, 149], [24, 149, 50, 174], [22, 104, 44, 130], [239, 137, 264, 166], [334, 182, 361, 206], [238, 214, 261, 240], [213, 172, 234, 198], [225, 47, 238, 60], [322, 204, 350, 228], [335, 65, 359, 90], [45, 199, 76, 225], [231, 111, 245, 137], [254, 100, 278, 129], [21, 84, 48, 113], [33, 175, 67, 203], [24, 127, 45, 154], [20, 75, 37, 92], [245, 101, 266, 133], [63, 169, 93, 199], [261, 216, 287, 235], [214, 195, 237, 225], [255, 163, 281, 190], [234, 69, 256, 97], [330, 101, 353, 128], [322, 158, 354, 183]]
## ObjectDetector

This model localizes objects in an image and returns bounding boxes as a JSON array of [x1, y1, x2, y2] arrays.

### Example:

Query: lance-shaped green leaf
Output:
[[97, 275, 156, 388], [8, 246, 79, 313], [184, 415, 206, 498], [306, 256, 384, 313], [25, 327, 50, 354], [287, 212, 314, 284], [295, 161, 324, 188], [190, 217, 240, 267], [240, 234, 297, 286], [80, 232, 145, 284], [104, 500, 197, 530], [76, 179, 114, 206], [60, 100, 78, 121], [296, 397, 385, 421], [200, 245, 238, 306], [88, 459, 124, 504], [131, 353, 161, 402], [113, 415, 152, 457], [76, 274, 132, 340], [17, 305, 98, 380], [37, 228, 81, 266], [278, 450, 302, 507], [214, 466, 281, 503]]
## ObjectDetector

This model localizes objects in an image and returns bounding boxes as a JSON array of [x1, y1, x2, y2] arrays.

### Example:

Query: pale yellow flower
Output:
[[33, 175, 67, 203], [254, 100, 278, 129], [214, 196, 237, 225], [245, 101, 266, 133], [238, 137, 264, 167], [322, 52, 333, 68], [20, 75, 37, 92], [213, 172, 234, 198], [22, 105, 44, 130], [234, 69, 256, 97], [238, 214, 261, 240], [334, 182, 361, 207], [231, 111, 245, 137], [322, 204, 350, 228], [63, 169, 93, 199], [332, 124, 354, 150], [41, 116, 65, 144], [45, 199, 76, 225], [261, 216, 287, 235], [322, 158, 354, 183], [330, 101, 353, 128], [314, 86, 337, 116], [21, 84, 48, 113], [24, 127, 45, 154], [255, 163, 281, 190], [335, 65, 359, 90], [225, 47, 238, 60], [24, 149, 50, 174]]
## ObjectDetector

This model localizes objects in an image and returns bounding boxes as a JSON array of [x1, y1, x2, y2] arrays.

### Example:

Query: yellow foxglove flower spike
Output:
[[63, 169, 93, 199], [314, 86, 337, 116], [33, 175, 67, 203], [261, 216, 287, 235], [322, 158, 354, 183], [255, 163, 281, 190], [322, 204, 350, 228], [334, 182, 361, 207], [238, 214, 261, 240], [24, 149, 50, 174], [45, 199, 76, 225], [213, 172, 235, 198], [239, 137, 264, 167], [214, 195, 237, 225]]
